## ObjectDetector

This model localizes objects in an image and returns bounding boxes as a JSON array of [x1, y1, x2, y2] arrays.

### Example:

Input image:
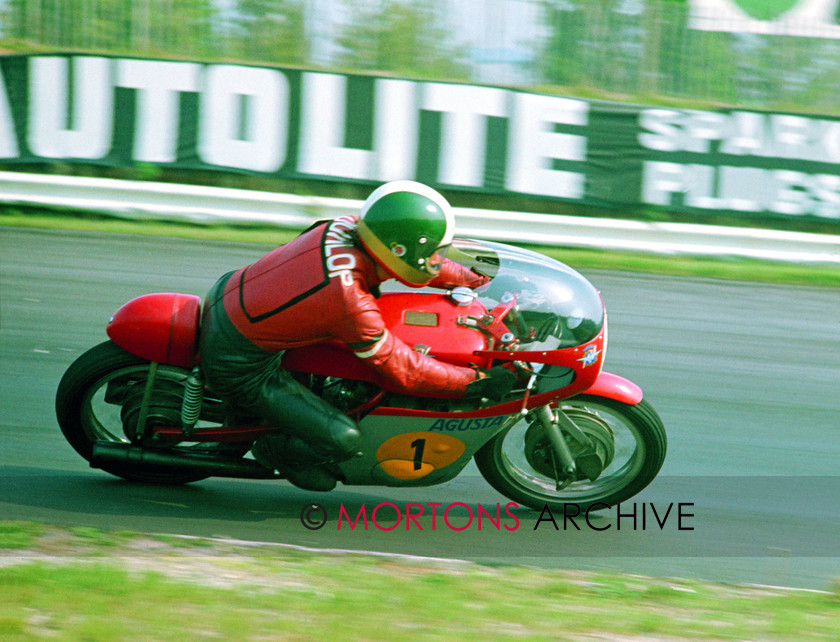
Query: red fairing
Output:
[[106, 293, 201, 368]]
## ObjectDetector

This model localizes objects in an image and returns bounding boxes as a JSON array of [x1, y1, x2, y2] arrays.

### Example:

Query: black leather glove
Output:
[[465, 366, 518, 400]]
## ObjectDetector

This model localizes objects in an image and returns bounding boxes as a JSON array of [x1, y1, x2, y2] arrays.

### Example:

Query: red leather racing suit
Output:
[[219, 215, 481, 395]]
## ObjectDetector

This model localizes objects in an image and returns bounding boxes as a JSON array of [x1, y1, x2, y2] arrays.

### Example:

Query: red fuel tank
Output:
[[106, 293, 201, 368]]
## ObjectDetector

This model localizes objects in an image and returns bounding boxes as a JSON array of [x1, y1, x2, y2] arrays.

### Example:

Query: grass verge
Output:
[[1, 522, 839, 640], [2, 208, 839, 288]]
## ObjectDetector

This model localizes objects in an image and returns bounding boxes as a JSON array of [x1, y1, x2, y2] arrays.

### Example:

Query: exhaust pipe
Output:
[[91, 441, 279, 480]]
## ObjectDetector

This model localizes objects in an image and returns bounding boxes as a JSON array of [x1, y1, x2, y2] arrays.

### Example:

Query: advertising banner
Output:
[[1, 54, 838, 222]]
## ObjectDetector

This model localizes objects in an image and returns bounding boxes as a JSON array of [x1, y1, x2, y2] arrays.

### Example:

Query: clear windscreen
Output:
[[446, 239, 605, 350]]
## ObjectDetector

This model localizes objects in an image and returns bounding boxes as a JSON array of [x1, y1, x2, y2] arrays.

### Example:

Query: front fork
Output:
[[531, 403, 604, 487]]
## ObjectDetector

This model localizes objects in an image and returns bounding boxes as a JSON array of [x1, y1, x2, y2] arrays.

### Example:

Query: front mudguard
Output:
[[578, 371, 643, 405]]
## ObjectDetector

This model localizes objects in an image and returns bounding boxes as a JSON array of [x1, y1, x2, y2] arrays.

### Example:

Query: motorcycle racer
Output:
[[199, 181, 516, 491]]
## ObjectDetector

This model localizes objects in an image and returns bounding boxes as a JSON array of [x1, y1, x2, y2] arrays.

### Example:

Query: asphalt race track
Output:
[[2, 227, 838, 589]]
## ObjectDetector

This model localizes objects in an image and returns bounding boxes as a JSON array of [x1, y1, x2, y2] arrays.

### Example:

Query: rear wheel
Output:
[[56, 341, 244, 484], [475, 395, 666, 512]]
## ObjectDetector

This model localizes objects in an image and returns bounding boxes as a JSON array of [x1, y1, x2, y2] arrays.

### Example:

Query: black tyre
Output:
[[56, 341, 237, 484], [475, 395, 666, 512]]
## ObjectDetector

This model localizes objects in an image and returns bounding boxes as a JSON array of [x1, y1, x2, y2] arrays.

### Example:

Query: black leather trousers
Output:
[[198, 273, 360, 462]]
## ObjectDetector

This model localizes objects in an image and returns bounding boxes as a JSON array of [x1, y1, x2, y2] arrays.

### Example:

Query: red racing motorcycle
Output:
[[56, 239, 666, 512]]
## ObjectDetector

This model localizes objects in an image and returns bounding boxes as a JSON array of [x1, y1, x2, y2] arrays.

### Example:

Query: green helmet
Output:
[[357, 181, 455, 286]]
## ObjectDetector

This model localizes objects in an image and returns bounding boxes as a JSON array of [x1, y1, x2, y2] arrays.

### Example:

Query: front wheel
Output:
[[56, 341, 241, 484], [475, 395, 666, 512]]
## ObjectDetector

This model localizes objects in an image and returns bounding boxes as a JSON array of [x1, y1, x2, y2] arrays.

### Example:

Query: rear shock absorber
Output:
[[180, 367, 204, 436]]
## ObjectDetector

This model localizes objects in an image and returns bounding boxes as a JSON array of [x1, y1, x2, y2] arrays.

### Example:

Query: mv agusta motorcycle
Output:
[[56, 239, 666, 512]]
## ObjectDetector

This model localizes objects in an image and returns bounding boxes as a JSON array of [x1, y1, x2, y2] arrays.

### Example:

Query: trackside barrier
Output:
[[1, 171, 838, 264]]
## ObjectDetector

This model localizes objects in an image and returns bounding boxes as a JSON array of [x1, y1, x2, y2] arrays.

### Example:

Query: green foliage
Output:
[[228, 0, 308, 65], [2, 0, 839, 115], [334, 0, 471, 80], [536, 0, 839, 114], [0, 0, 219, 57]]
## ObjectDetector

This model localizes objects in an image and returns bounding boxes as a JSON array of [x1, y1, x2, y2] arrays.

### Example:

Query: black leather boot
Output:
[[252, 434, 338, 492]]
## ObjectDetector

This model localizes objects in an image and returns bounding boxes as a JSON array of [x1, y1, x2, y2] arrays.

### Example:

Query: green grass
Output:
[[0, 209, 301, 246], [0, 522, 838, 640], [3, 208, 838, 289], [531, 244, 840, 288], [0, 522, 46, 549]]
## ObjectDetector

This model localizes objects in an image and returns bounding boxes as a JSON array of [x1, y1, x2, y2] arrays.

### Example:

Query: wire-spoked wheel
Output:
[[475, 395, 666, 512]]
